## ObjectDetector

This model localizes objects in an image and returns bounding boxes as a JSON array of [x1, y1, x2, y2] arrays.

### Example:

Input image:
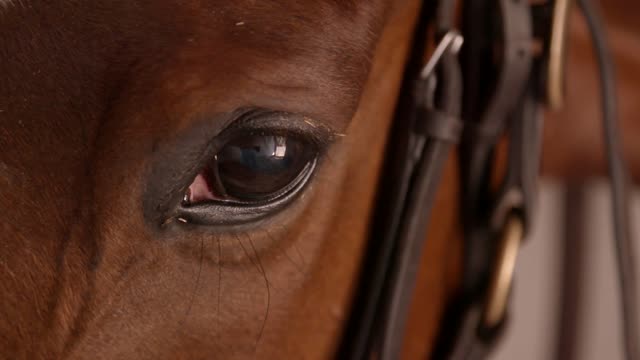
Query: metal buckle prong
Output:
[[420, 30, 464, 80], [547, 0, 572, 109]]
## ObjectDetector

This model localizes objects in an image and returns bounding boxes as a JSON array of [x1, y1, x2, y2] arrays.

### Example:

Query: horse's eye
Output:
[[183, 132, 316, 205]]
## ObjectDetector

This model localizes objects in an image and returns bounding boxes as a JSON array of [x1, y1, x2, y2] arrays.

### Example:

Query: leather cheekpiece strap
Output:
[[424, 109, 464, 142]]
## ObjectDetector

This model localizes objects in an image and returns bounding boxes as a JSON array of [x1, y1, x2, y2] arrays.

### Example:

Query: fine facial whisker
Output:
[[276, 224, 308, 267], [245, 233, 271, 353], [178, 237, 205, 329], [264, 228, 305, 276], [233, 233, 262, 275]]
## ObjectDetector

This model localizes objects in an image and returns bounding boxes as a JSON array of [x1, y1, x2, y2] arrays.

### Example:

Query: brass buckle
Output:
[[546, 0, 573, 109], [482, 214, 524, 329]]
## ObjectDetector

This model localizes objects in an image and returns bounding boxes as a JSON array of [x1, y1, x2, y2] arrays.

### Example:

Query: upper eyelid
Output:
[[221, 109, 341, 148]]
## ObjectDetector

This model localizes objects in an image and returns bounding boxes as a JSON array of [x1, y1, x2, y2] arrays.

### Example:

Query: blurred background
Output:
[[494, 182, 639, 360], [493, 3, 639, 359]]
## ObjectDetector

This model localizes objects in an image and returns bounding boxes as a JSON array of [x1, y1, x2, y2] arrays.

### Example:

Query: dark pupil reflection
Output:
[[209, 133, 311, 200]]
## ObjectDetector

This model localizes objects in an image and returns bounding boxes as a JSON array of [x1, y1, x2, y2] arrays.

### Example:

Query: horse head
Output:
[[1, 0, 459, 358]]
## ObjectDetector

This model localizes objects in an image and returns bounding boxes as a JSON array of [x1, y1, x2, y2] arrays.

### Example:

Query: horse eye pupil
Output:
[[210, 133, 312, 201]]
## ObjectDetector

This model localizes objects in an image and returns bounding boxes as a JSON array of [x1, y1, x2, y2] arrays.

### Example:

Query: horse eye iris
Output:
[[185, 133, 316, 204]]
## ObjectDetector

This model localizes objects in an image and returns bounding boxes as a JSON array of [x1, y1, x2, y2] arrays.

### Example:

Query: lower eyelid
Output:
[[172, 157, 318, 226]]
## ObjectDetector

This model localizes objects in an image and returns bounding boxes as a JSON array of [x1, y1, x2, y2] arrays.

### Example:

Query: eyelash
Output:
[[214, 110, 335, 151]]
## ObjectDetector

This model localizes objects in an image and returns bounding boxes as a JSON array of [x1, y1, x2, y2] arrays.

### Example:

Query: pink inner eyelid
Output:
[[186, 173, 217, 203]]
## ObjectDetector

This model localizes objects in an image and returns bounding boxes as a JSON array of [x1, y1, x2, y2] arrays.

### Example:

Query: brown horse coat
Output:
[[0, 1, 447, 358], [2, 0, 638, 359]]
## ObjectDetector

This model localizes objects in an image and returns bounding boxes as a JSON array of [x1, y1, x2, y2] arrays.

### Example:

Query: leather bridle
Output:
[[340, 0, 639, 359]]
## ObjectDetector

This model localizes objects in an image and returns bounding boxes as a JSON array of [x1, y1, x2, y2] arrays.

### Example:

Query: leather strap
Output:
[[422, 110, 463, 142], [340, 0, 638, 359], [337, 0, 463, 358], [340, 0, 554, 358], [335, 1, 439, 357], [434, 0, 538, 358]]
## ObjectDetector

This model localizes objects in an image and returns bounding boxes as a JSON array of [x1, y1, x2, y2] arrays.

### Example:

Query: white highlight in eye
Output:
[[274, 136, 286, 158]]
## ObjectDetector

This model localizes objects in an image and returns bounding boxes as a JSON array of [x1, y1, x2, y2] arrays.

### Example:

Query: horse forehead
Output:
[[0, 0, 385, 210], [3, 0, 384, 119], [0, 0, 384, 170]]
